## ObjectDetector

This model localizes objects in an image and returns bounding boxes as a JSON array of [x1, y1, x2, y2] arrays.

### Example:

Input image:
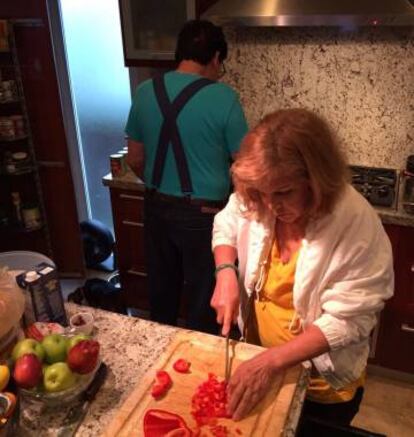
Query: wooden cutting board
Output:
[[103, 331, 305, 437]]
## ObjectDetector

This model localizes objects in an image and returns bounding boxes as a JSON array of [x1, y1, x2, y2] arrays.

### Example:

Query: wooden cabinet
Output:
[[108, 185, 149, 309], [119, 0, 218, 67], [375, 224, 414, 374], [13, 22, 85, 276], [106, 179, 189, 318], [0, 5, 85, 276]]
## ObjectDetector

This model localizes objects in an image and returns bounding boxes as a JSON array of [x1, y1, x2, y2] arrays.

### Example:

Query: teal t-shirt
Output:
[[125, 71, 248, 200]]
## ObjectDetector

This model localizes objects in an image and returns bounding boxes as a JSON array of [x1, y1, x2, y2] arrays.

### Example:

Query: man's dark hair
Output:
[[175, 20, 228, 65]]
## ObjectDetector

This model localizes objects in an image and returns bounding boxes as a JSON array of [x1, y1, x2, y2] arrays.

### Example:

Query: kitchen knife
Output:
[[224, 333, 231, 382], [57, 362, 108, 437]]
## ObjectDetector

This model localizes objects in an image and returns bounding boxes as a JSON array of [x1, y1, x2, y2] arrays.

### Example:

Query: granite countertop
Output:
[[19, 303, 179, 437], [103, 173, 414, 228], [102, 172, 144, 192], [374, 205, 414, 227], [19, 303, 307, 436]]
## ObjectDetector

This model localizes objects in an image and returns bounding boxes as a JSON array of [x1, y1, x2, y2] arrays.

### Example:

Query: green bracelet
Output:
[[215, 263, 238, 277]]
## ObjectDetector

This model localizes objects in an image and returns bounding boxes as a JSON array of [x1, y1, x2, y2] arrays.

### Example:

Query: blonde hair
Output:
[[232, 108, 349, 220]]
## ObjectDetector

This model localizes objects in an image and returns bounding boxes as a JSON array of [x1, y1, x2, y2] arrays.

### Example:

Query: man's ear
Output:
[[213, 51, 221, 66]]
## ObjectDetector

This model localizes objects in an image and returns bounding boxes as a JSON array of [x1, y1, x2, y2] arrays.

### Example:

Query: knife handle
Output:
[[85, 362, 108, 402]]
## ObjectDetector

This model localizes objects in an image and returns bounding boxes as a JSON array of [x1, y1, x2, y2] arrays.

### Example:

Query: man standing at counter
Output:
[[125, 20, 248, 333]]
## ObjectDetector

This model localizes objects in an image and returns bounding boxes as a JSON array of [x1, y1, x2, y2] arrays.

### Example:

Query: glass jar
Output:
[[21, 204, 42, 230]]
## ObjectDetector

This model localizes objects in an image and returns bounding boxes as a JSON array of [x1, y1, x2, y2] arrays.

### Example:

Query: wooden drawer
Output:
[[115, 222, 146, 273], [378, 224, 414, 372], [108, 186, 149, 311], [110, 188, 145, 224], [377, 306, 414, 374], [119, 270, 149, 309]]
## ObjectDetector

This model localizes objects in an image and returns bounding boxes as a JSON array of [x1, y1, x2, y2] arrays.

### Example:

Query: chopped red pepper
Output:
[[151, 370, 172, 399], [156, 370, 172, 387], [191, 373, 230, 427], [209, 424, 229, 437], [151, 383, 168, 399], [173, 359, 191, 374], [143, 409, 192, 437]]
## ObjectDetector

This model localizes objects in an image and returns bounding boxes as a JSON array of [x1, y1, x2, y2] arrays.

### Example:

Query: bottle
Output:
[[110, 153, 126, 178], [11, 192, 22, 225]]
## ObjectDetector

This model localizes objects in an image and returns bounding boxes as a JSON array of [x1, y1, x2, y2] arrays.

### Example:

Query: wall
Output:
[[225, 27, 414, 169]]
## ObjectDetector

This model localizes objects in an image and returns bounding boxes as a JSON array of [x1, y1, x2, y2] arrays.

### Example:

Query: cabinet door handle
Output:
[[401, 324, 414, 333], [127, 269, 147, 277], [122, 220, 144, 227], [120, 194, 144, 201], [37, 160, 66, 168], [13, 18, 44, 27]]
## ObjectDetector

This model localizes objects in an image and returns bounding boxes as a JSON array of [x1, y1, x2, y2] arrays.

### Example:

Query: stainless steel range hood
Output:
[[203, 0, 414, 27]]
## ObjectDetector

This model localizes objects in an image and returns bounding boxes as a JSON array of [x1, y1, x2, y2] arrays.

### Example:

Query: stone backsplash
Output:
[[224, 27, 414, 169]]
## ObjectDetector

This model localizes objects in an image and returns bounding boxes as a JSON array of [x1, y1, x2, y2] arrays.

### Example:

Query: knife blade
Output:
[[57, 362, 108, 437], [224, 333, 231, 382]]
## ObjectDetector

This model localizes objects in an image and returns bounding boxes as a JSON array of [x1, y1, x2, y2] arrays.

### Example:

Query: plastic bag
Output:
[[0, 267, 25, 338]]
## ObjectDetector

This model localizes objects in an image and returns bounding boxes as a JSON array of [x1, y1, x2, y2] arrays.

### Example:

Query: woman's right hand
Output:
[[210, 269, 240, 336]]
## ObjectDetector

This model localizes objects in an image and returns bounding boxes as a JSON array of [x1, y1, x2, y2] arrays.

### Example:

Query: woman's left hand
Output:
[[227, 349, 279, 421]]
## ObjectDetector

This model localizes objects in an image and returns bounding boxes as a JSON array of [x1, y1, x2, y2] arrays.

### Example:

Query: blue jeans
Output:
[[144, 195, 220, 334]]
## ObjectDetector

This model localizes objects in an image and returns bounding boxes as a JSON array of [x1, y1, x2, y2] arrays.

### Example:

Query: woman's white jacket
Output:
[[212, 185, 394, 388]]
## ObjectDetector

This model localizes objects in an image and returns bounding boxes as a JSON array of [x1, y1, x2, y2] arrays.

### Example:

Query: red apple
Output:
[[67, 340, 99, 374], [13, 354, 43, 389]]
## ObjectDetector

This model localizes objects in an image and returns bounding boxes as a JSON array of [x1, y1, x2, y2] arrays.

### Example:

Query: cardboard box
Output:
[[16, 263, 68, 327]]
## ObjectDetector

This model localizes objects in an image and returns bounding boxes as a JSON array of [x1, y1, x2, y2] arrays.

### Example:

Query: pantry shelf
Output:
[[0, 225, 44, 236], [0, 166, 36, 176], [0, 19, 51, 256], [0, 135, 28, 143], [0, 99, 20, 105]]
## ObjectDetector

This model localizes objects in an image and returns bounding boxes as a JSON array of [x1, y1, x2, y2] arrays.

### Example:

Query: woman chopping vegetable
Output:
[[211, 109, 394, 426]]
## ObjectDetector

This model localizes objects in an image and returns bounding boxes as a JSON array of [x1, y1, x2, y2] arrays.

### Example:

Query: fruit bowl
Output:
[[19, 358, 101, 407]]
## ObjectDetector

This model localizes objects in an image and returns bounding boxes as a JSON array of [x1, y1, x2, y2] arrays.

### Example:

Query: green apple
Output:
[[43, 362, 77, 392], [41, 334, 68, 364], [12, 339, 45, 363], [66, 334, 91, 353]]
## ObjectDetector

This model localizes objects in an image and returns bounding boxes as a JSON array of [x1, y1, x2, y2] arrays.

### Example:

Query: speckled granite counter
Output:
[[19, 303, 307, 437], [376, 205, 414, 228], [103, 173, 414, 228], [103, 173, 144, 192]]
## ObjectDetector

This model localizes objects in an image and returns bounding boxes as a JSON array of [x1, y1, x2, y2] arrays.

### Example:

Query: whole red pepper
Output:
[[143, 409, 192, 437]]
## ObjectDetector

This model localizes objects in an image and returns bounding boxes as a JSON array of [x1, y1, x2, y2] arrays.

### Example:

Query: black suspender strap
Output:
[[152, 74, 214, 194]]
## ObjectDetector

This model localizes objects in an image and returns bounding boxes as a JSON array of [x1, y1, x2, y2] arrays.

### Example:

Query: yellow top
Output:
[[255, 238, 365, 404]]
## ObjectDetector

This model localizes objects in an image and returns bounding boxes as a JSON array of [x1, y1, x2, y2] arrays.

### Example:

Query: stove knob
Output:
[[377, 187, 389, 197]]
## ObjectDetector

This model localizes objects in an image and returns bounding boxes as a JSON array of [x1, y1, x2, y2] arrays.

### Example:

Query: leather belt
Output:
[[145, 189, 226, 209]]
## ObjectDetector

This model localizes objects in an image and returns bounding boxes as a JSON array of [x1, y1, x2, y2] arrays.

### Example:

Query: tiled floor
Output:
[[353, 372, 414, 437], [60, 268, 112, 301]]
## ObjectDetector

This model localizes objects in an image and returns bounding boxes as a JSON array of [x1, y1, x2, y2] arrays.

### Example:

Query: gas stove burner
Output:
[[350, 165, 398, 209]]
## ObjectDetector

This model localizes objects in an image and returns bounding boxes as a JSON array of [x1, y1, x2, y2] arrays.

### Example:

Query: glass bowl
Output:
[[20, 358, 101, 407], [69, 311, 94, 336]]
